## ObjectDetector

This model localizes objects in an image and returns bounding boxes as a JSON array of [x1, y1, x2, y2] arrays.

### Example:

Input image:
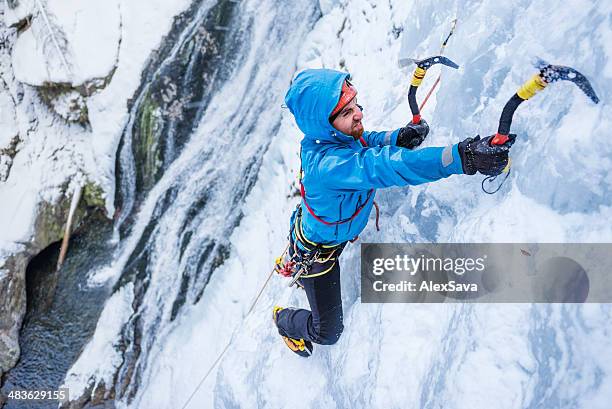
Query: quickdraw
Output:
[[483, 58, 600, 194], [275, 206, 344, 288]]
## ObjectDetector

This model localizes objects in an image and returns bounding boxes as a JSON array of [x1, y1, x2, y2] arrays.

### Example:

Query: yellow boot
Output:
[[273, 306, 313, 357]]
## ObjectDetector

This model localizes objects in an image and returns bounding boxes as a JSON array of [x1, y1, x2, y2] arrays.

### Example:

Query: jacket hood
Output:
[[284, 68, 354, 143]]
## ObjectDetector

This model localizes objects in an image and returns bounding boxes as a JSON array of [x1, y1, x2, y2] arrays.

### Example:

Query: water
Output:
[[60, 0, 320, 405], [115, 0, 243, 238], [1, 212, 114, 409]]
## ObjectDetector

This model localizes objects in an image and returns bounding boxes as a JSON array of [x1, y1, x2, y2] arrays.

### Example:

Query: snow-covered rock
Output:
[[7, 0, 122, 123], [11, 0, 121, 87], [3, 0, 35, 28], [0, 251, 27, 374], [0, 87, 18, 182], [0, 89, 17, 148]]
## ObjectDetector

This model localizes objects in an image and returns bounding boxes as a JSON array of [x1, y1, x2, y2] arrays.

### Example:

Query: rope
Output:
[[418, 76, 441, 111], [481, 168, 511, 194], [418, 18, 457, 112], [180, 243, 289, 409]]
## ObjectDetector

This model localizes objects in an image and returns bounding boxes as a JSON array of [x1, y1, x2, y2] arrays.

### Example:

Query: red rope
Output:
[[300, 183, 373, 226], [419, 76, 441, 111]]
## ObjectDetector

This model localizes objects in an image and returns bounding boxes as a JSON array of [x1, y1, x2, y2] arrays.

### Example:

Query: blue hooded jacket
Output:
[[285, 68, 464, 245]]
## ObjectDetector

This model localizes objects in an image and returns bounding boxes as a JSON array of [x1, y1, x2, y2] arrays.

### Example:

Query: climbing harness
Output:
[[299, 182, 376, 229], [275, 205, 345, 288], [276, 133, 385, 288], [484, 58, 600, 194]]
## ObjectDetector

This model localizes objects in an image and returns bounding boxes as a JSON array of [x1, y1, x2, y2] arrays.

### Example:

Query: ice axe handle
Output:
[[412, 114, 421, 124]]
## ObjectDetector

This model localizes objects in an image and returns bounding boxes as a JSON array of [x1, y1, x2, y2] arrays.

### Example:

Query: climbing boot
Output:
[[272, 306, 313, 358]]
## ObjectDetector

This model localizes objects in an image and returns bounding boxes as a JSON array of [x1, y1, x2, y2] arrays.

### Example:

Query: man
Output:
[[273, 68, 514, 357]]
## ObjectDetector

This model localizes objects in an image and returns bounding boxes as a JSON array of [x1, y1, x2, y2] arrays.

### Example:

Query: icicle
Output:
[[57, 183, 82, 270]]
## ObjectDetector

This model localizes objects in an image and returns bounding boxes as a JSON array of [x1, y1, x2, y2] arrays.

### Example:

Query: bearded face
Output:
[[330, 97, 364, 139]]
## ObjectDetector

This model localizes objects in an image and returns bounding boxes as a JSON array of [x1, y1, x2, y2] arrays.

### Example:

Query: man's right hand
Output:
[[457, 134, 516, 176], [397, 119, 430, 150]]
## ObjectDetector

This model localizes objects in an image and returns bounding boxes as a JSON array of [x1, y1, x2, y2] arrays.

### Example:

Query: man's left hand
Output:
[[397, 119, 429, 149]]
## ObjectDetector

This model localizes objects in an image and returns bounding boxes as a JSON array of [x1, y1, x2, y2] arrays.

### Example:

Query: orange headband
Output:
[[330, 79, 357, 119]]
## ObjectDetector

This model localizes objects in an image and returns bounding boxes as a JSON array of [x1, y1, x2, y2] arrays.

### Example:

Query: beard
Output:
[[350, 121, 364, 139]]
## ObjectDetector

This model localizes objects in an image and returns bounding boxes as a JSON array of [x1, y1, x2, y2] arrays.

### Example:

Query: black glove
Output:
[[458, 134, 516, 176], [397, 119, 429, 149]]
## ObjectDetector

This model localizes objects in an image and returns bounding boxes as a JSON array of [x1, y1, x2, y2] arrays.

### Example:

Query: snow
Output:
[[0, 90, 17, 147], [3, 0, 34, 27], [12, 0, 121, 86]]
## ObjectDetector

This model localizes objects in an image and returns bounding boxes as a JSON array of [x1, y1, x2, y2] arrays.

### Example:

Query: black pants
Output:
[[275, 255, 344, 345]]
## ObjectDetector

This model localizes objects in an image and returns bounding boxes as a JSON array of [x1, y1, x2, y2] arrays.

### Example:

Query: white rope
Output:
[[180, 243, 288, 409]]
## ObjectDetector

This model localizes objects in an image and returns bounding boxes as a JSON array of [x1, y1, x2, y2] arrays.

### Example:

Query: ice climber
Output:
[[273, 68, 515, 357]]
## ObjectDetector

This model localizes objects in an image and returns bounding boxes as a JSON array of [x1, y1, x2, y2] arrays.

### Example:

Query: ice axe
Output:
[[482, 58, 599, 194], [398, 19, 458, 124], [491, 58, 600, 146], [400, 55, 460, 124]]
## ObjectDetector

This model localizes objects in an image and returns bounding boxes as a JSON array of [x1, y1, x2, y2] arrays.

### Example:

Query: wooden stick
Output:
[[57, 184, 82, 270]]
